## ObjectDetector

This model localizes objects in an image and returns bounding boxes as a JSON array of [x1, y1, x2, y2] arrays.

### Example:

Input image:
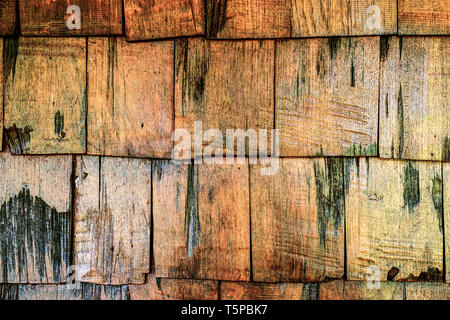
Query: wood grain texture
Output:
[[19, 0, 123, 35], [405, 282, 450, 300], [0, 0, 16, 35], [0, 153, 72, 283], [345, 158, 443, 281], [207, 0, 396, 38], [129, 274, 219, 300], [251, 158, 345, 282], [276, 37, 379, 157], [444, 163, 450, 282], [344, 281, 404, 300], [125, 0, 204, 40], [220, 281, 344, 300], [379, 36, 450, 161], [0, 38, 3, 151], [4, 37, 86, 154], [153, 160, 250, 281], [399, 0, 450, 35], [87, 37, 174, 158], [0, 283, 129, 300], [175, 38, 274, 157], [74, 156, 151, 285]]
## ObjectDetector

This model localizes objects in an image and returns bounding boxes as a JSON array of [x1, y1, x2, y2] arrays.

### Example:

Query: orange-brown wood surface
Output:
[[0, 0, 16, 35], [175, 38, 274, 157], [19, 0, 123, 35], [399, 0, 450, 35], [344, 281, 404, 300], [129, 275, 219, 300], [251, 158, 345, 282], [153, 161, 250, 281], [125, 0, 204, 40], [87, 37, 174, 158], [74, 156, 151, 285], [4, 37, 86, 154], [346, 158, 443, 281], [276, 37, 379, 157]]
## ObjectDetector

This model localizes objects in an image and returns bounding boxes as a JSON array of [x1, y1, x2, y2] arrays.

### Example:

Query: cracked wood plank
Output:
[[379, 36, 450, 161], [444, 163, 450, 283], [87, 37, 174, 158], [206, 0, 396, 38], [398, 0, 450, 35], [74, 156, 151, 285], [19, 0, 123, 35], [4, 37, 86, 154], [129, 274, 219, 300], [153, 160, 250, 281], [251, 158, 345, 282], [0, 0, 16, 35], [344, 281, 404, 300], [276, 37, 379, 157], [220, 281, 344, 300], [174, 38, 274, 157], [0, 153, 72, 283], [124, 0, 204, 40], [345, 158, 443, 281]]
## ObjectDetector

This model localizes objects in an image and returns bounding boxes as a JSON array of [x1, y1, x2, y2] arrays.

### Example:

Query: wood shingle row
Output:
[[1, 1, 449, 38], [0, 36, 448, 160]]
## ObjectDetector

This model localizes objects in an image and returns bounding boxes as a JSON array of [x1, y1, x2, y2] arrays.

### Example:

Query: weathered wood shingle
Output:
[[0, 153, 72, 283], [4, 37, 86, 154], [399, 0, 450, 35], [87, 37, 174, 158], [153, 160, 250, 281], [0, 0, 16, 35], [74, 156, 151, 284]]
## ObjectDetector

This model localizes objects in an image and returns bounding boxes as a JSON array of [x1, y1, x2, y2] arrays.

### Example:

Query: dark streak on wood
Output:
[[0, 187, 71, 283], [185, 162, 200, 258], [403, 161, 420, 215], [3, 124, 33, 154], [3, 37, 19, 85], [397, 85, 404, 159], [206, 0, 228, 38], [431, 175, 443, 234]]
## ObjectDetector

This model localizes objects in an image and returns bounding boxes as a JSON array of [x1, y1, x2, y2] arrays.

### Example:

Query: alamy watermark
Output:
[[171, 121, 280, 175]]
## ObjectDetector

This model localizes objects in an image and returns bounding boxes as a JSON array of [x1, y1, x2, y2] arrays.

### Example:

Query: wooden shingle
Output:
[[4, 37, 86, 154], [87, 37, 174, 158], [207, 0, 397, 38], [399, 0, 450, 35], [344, 281, 404, 300], [220, 281, 344, 300], [129, 275, 219, 300], [444, 163, 450, 282], [405, 282, 450, 300], [0, 153, 72, 283], [379, 36, 450, 161], [74, 156, 151, 285], [153, 160, 250, 281], [19, 0, 123, 35], [345, 158, 443, 281], [276, 37, 379, 157], [175, 38, 274, 157], [251, 158, 345, 282], [0, 38, 3, 151], [125, 0, 205, 40], [0, 0, 16, 35]]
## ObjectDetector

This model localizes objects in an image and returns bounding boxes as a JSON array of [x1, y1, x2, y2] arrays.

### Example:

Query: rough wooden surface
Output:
[[379, 36, 450, 161], [129, 274, 219, 300], [4, 37, 86, 154], [345, 158, 443, 281], [251, 158, 345, 282], [153, 161, 250, 281], [74, 156, 151, 285], [276, 37, 379, 157], [220, 281, 344, 300], [207, 0, 397, 38], [0, 153, 72, 283], [0, 38, 3, 151], [344, 281, 404, 300], [19, 0, 123, 35], [87, 37, 174, 158], [398, 0, 450, 35], [175, 38, 274, 156], [125, 0, 204, 40], [0, 0, 16, 35], [444, 163, 450, 283], [405, 282, 450, 300]]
